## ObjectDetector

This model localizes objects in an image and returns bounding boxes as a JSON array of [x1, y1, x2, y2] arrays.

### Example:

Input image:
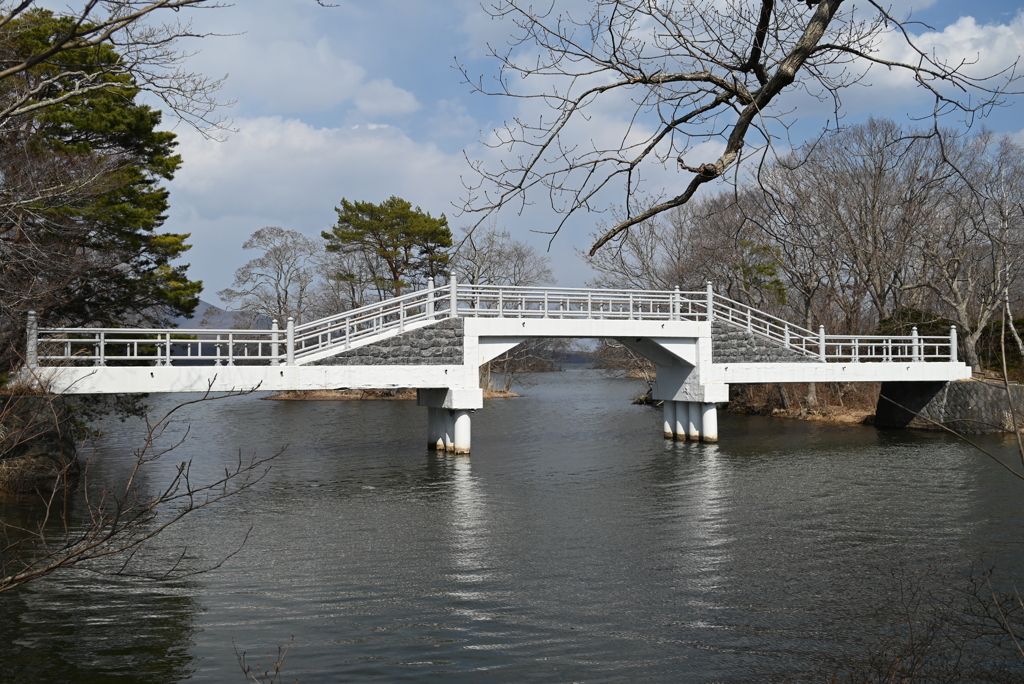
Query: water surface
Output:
[[3, 369, 1024, 682]]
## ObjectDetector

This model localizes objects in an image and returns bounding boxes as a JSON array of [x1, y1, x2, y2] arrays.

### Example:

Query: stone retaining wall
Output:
[[311, 317, 464, 366], [711, 320, 820, 364], [876, 379, 1024, 433]]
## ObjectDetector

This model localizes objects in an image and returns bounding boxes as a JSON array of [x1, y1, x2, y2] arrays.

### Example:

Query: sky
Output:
[[145, 0, 1024, 304]]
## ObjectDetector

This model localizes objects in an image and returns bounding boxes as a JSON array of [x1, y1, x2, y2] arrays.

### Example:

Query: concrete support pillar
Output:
[[701, 403, 719, 443], [674, 402, 687, 441], [444, 410, 455, 452], [453, 410, 472, 454], [687, 401, 702, 442], [663, 400, 675, 439]]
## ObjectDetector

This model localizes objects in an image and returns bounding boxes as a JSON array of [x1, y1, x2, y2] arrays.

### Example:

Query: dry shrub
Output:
[[729, 382, 881, 421], [0, 393, 78, 495]]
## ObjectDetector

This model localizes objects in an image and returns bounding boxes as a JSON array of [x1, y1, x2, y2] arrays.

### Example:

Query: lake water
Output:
[[3, 369, 1024, 682]]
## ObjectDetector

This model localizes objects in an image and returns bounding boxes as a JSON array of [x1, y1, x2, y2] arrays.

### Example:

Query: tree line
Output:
[[586, 118, 1024, 372], [217, 200, 555, 327]]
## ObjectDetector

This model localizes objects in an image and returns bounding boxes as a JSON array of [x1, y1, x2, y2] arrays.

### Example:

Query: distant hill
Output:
[[172, 300, 243, 329]]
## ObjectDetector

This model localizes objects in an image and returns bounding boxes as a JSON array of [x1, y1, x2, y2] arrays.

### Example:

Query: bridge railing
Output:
[[26, 280, 961, 368], [710, 294, 820, 356], [710, 291, 957, 362], [452, 284, 708, 320], [33, 327, 285, 366], [822, 335, 955, 363], [292, 286, 438, 359]]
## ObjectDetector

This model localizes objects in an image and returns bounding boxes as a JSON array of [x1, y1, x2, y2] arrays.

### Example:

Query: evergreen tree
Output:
[[0, 10, 202, 372], [324, 196, 452, 297]]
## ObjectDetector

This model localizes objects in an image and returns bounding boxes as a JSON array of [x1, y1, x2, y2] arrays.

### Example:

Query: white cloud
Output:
[[428, 99, 479, 139], [169, 4, 423, 119], [166, 116, 465, 298], [224, 38, 365, 113], [354, 79, 421, 116], [826, 12, 1024, 119]]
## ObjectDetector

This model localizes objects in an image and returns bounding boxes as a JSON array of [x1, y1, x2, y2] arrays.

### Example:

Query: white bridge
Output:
[[23, 280, 970, 452]]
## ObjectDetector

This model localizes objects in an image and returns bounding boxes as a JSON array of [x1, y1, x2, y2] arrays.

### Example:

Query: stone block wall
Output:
[[876, 379, 1024, 434], [711, 320, 820, 364], [311, 317, 464, 366]]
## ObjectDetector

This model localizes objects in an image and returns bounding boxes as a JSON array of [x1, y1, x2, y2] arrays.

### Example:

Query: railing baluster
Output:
[[426, 278, 435, 318], [286, 317, 295, 366], [272, 319, 281, 364]]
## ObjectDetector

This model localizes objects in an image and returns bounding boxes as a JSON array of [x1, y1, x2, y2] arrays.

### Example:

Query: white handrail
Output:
[[31, 283, 960, 366]]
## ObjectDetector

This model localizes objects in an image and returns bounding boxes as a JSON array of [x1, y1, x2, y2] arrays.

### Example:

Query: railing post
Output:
[[272, 319, 281, 364], [950, 325, 958, 363], [426, 277, 435, 318], [818, 325, 826, 361], [26, 310, 38, 368], [784, 322, 790, 349], [911, 326, 919, 362], [449, 273, 457, 318], [706, 281, 714, 322], [672, 286, 679, 321], [286, 316, 295, 366], [96, 331, 106, 366]]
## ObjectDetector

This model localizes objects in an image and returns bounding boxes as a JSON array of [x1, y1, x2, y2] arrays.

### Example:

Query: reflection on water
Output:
[[447, 455, 489, 579], [2, 574, 197, 683], [2, 368, 1024, 682]]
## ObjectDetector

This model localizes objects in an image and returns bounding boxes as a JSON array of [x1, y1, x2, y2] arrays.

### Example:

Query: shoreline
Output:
[[724, 404, 875, 425]]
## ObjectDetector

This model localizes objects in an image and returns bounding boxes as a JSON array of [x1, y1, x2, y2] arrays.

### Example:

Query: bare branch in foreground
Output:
[[0, 384, 281, 593]]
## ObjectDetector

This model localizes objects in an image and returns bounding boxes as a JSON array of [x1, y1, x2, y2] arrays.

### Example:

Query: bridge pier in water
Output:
[[420, 389, 480, 455], [662, 400, 719, 443]]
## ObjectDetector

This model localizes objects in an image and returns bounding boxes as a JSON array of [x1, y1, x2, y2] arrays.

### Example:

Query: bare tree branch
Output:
[[459, 0, 1021, 254]]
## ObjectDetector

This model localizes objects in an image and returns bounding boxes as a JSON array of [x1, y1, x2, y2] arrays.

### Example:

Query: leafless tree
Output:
[[749, 121, 1024, 368], [752, 118, 945, 332], [305, 246, 379, 319], [911, 133, 1024, 370], [0, 1, 233, 137], [218, 227, 322, 326], [459, 0, 1020, 255], [584, 195, 785, 308], [0, 386, 279, 593], [453, 220, 556, 286], [485, 338, 571, 393]]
